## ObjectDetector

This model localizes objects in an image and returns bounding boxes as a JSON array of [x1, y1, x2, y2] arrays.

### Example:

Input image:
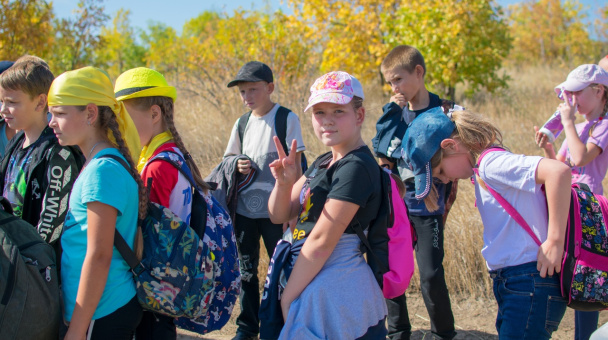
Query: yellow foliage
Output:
[[0, 0, 54, 61], [288, 0, 397, 85], [507, 0, 598, 66]]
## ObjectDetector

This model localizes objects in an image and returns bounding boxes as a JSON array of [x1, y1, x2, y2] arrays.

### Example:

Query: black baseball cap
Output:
[[0, 61, 14, 74], [227, 61, 273, 88]]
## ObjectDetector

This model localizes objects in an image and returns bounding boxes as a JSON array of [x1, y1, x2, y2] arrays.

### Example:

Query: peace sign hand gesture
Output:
[[269, 136, 299, 187]]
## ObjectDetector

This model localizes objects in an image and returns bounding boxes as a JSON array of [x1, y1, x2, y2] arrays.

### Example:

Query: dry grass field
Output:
[[172, 65, 607, 338]]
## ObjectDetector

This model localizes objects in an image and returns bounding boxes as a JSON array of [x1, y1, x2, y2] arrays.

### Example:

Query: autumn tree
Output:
[[0, 0, 53, 61], [50, 0, 109, 73], [139, 22, 183, 84], [175, 10, 316, 112], [97, 9, 145, 78], [384, 0, 511, 100], [507, 0, 595, 66], [287, 0, 398, 85], [595, 4, 608, 55]]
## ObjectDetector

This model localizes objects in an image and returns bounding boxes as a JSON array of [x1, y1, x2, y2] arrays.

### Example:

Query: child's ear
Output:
[[85, 103, 99, 125], [415, 64, 425, 80], [355, 106, 366, 125], [440, 138, 457, 150], [150, 104, 162, 124], [35, 94, 47, 112], [267, 82, 275, 94]]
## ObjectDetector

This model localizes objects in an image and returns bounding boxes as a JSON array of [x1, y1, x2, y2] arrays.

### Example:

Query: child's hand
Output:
[[269, 136, 298, 187], [558, 92, 577, 126], [390, 94, 407, 109], [534, 125, 553, 151], [237, 159, 251, 175], [537, 238, 564, 278]]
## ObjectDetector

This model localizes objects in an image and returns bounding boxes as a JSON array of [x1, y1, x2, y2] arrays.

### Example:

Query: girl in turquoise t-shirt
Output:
[[48, 67, 145, 340]]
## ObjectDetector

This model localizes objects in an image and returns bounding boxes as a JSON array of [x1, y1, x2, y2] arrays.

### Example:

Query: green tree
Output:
[[385, 0, 511, 99], [50, 0, 109, 73], [0, 0, 53, 61], [97, 9, 145, 78]]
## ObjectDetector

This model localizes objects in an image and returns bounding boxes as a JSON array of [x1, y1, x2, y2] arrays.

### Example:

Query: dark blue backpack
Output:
[[147, 151, 241, 333]]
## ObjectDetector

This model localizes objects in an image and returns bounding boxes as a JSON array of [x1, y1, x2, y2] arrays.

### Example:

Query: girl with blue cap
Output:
[[403, 109, 571, 340]]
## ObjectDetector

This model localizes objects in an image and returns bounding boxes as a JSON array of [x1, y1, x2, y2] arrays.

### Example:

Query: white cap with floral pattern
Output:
[[304, 71, 364, 112]]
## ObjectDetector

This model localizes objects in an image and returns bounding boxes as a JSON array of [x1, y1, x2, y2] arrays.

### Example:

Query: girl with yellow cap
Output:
[[114, 67, 211, 339], [48, 66, 144, 340]]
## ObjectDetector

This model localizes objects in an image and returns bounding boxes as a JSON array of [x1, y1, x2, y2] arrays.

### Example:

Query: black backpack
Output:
[[238, 106, 308, 172], [0, 197, 60, 340]]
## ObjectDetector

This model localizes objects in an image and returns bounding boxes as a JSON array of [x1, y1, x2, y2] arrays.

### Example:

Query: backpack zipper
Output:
[[1, 247, 18, 305]]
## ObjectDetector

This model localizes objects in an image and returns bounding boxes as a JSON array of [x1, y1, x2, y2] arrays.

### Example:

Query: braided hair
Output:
[[125, 96, 211, 193]]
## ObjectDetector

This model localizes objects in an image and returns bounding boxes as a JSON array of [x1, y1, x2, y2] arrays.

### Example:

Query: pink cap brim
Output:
[[304, 93, 353, 112]]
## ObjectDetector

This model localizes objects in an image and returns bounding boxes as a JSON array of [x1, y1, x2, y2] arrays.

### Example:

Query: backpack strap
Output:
[[352, 167, 391, 274], [0, 196, 13, 214], [238, 107, 292, 155], [97, 154, 146, 276], [237, 112, 251, 153], [147, 150, 208, 236], [274, 106, 291, 155], [473, 148, 542, 246]]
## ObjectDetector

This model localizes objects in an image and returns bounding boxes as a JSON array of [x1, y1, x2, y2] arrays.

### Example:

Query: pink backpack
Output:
[[475, 148, 608, 311], [354, 167, 415, 299]]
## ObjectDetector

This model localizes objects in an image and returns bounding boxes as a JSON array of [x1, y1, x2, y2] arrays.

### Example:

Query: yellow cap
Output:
[[48, 66, 142, 160], [114, 67, 176, 102]]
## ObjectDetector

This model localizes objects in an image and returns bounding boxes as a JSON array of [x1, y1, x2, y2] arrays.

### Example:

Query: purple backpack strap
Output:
[[473, 148, 543, 246]]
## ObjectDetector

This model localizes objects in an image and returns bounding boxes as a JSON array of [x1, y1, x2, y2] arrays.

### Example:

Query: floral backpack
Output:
[[475, 148, 608, 311], [147, 151, 241, 334], [106, 153, 242, 330]]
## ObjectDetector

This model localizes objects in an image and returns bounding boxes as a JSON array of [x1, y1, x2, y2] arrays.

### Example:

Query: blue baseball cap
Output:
[[402, 107, 455, 199], [0, 61, 14, 74]]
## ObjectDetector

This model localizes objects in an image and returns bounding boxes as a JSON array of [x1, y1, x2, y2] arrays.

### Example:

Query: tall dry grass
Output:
[[173, 64, 594, 298]]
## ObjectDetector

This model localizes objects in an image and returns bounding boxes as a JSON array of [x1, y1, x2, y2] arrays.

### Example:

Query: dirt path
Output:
[[176, 292, 607, 339]]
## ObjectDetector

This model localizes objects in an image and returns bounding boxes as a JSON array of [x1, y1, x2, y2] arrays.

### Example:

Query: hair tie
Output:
[[184, 152, 192, 160]]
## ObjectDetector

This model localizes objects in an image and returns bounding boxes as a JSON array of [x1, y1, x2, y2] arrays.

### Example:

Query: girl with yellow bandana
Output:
[[114, 67, 210, 339], [48, 66, 145, 340]]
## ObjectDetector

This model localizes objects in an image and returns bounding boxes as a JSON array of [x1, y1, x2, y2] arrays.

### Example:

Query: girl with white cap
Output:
[[268, 71, 387, 339], [535, 64, 608, 340], [48, 67, 144, 340]]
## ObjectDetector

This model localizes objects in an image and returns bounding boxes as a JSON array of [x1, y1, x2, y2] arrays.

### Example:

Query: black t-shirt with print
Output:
[[291, 146, 381, 242]]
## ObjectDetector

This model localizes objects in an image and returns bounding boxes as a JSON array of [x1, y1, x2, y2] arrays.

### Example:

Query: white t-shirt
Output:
[[475, 151, 546, 270], [224, 103, 306, 218]]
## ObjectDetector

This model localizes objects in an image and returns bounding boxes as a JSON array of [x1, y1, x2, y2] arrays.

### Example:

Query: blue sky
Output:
[[52, 0, 603, 34]]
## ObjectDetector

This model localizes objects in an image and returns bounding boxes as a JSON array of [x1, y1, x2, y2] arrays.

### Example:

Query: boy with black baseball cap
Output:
[[224, 61, 305, 340]]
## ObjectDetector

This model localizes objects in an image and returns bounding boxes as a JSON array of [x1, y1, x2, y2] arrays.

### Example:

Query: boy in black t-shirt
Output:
[[0, 56, 82, 252]]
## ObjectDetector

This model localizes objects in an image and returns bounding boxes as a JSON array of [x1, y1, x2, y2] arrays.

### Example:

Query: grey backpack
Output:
[[0, 197, 60, 339]]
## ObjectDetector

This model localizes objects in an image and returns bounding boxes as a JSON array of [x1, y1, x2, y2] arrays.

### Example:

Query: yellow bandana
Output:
[[137, 131, 173, 173], [48, 66, 141, 160]]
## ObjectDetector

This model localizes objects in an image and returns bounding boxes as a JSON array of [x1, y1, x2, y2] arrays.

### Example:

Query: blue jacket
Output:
[[259, 238, 305, 340]]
